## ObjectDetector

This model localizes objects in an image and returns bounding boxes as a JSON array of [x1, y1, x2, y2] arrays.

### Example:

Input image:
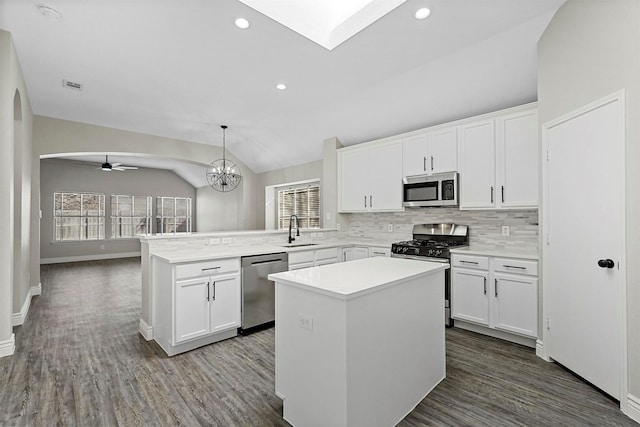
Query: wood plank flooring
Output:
[[0, 258, 635, 426]]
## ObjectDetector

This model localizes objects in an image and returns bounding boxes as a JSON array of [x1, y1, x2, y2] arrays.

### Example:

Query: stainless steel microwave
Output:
[[402, 172, 459, 207]]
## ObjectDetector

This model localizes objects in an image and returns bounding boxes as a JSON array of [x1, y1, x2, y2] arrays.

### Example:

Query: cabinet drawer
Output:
[[315, 247, 338, 261], [369, 246, 391, 257], [451, 254, 489, 270], [288, 250, 314, 265], [493, 258, 538, 276], [176, 258, 240, 279]]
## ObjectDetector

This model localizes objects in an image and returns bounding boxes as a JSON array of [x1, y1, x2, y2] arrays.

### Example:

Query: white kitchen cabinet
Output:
[[153, 257, 241, 356], [289, 247, 339, 270], [403, 127, 457, 177], [338, 139, 403, 212], [458, 107, 538, 210], [342, 246, 369, 262], [451, 253, 538, 341], [368, 246, 391, 257], [458, 119, 496, 209]]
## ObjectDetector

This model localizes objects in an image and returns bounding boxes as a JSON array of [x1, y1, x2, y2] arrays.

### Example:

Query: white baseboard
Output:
[[12, 283, 42, 326], [454, 321, 536, 348], [626, 393, 640, 424], [41, 252, 141, 264], [535, 339, 551, 361], [0, 334, 15, 358], [138, 318, 153, 341], [31, 283, 41, 296]]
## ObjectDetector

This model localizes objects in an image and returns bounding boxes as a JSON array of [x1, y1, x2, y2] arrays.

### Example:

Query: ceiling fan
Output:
[[97, 155, 138, 172]]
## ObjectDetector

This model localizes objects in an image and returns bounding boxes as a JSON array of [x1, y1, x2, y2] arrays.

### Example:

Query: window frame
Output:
[[110, 194, 153, 239], [156, 196, 192, 235], [277, 182, 320, 231], [53, 191, 106, 243]]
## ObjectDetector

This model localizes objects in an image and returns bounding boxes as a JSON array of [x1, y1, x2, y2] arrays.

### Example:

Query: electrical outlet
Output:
[[336, 223, 341, 231], [298, 313, 313, 331], [387, 223, 393, 232], [221, 237, 232, 244], [317, 232, 323, 238], [501, 226, 510, 237], [209, 238, 220, 245]]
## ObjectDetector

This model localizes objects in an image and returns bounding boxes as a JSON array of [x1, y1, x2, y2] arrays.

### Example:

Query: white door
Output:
[[175, 277, 211, 344], [451, 269, 490, 326], [544, 94, 624, 399], [429, 127, 458, 174], [492, 274, 538, 338], [338, 148, 369, 212], [368, 139, 403, 211], [403, 133, 429, 176]]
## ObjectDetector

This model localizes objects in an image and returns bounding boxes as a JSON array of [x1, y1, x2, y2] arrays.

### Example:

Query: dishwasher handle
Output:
[[241, 252, 288, 267]]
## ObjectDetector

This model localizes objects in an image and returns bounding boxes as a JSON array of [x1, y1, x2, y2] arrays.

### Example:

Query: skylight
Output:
[[237, 0, 407, 50]]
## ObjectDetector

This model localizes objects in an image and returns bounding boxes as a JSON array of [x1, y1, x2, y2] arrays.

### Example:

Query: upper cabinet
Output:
[[338, 139, 403, 213], [458, 107, 538, 210], [403, 127, 458, 177]]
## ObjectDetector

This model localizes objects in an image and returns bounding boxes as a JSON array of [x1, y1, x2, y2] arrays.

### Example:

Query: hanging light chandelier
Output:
[[206, 125, 242, 192]]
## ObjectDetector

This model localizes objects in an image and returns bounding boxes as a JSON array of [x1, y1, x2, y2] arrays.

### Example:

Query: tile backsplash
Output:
[[342, 208, 539, 251]]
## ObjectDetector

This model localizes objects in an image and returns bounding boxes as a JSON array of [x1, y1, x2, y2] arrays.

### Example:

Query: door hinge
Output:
[[546, 317, 550, 330], [546, 149, 549, 162], [546, 233, 550, 245]]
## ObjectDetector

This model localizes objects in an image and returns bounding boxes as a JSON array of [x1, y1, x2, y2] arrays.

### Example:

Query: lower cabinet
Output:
[[342, 246, 369, 262], [451, 253, 538, 341], [154, 257, 241, 356], [289, 247, 339, 270]]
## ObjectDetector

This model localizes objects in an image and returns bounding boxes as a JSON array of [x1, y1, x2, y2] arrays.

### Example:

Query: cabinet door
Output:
[[429, 127, 458, 174], [492, 274, 538, 338], [343, 247, 369, 262], [210, 275, 241, 333], [458, 120, 496, 209], [175, 277, 211, 344], [368, 139, 403, 211], [451, 268, 490, 326], [338, 148, 369, 212], [496, 109, 539, 208], [403, 134, 429, 177]]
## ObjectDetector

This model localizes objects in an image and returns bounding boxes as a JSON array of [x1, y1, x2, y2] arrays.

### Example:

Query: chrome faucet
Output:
[[288, 214, 300, 244]]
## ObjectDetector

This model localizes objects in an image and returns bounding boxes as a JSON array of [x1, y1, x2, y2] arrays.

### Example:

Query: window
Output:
[[157, 197, 192, 234], [53, 192, 105, 242], [278, 184, 320, 230], [111, 195, 152, 238]]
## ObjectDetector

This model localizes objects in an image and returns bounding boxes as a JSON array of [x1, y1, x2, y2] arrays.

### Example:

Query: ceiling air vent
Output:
[[62, 79, 83, 91]]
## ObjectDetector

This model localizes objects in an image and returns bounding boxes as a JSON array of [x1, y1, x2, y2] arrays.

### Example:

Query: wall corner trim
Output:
[[626, 393, 640, 423], [535, 339, 551, 362], [12, 288, 33, 326], [138, 319, 153, 341], [0, 334, 16, 358], [31, 283, 42, 296]]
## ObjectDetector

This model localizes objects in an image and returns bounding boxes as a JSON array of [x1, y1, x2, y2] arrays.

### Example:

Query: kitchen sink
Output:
[[278, 243, 319, 248]]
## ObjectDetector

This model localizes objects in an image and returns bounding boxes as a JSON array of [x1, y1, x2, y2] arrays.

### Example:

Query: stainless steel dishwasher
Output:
[[240, 252, 288, 334]]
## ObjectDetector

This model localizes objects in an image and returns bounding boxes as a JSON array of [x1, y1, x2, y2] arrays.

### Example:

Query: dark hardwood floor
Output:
[[0, 258, 635, 426]]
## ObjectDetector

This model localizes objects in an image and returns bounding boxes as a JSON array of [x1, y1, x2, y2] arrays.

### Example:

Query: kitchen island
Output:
[[269, 256, 447, 427]]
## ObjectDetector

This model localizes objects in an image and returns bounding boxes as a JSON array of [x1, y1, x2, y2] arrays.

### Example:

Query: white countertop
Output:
[[450, 245, 538, 260], [268, 257, 446, 299]]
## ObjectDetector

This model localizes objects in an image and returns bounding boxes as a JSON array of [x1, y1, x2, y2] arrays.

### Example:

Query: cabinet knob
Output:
[[597, 259, 615, 269]]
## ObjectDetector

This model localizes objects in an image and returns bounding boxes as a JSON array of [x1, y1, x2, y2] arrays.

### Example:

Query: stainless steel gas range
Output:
[[391, 223, 469, 327]]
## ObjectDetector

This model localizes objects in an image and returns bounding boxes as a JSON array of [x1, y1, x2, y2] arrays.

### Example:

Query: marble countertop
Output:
[[268, 257, 447, 299], [150, 240, 391, 263], [450, 245, 538, 260]]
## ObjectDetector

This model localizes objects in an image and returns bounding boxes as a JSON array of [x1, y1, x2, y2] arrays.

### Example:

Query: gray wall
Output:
[[40, 158, 196, 262], [538, 0, 640, 399], [0, 29, 36, 351]]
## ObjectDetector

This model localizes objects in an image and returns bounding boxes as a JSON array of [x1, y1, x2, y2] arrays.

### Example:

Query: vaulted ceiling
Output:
[[0, 0, 565, 174]]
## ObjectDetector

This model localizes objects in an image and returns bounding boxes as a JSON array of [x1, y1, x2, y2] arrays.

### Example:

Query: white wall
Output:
[[538, 0, 640, 404], [0, 29, 35, 356], [33, 116, 260, 232], [40, 158, 196, 262]]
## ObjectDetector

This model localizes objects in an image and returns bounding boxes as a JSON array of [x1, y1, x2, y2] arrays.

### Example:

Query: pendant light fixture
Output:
[[206, 125, 242, 192]]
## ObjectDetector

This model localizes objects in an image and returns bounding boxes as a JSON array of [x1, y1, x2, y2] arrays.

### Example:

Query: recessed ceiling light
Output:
[[415, 7, 431, 20], [235, 18, 250, 29], [276, 83, 287, 90]]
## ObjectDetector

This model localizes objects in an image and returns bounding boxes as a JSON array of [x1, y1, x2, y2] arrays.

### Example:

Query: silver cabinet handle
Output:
[[207, 281, 210, 302], [460, 260, 478, 265], [494, 278, 498, 297], [490, 186, 494, 204], [423, 157, 427, 171], [501, 185, 505, 203], [483, 277, 487, 295], [503, 265, 525, 270], [201, 266, 220, 272], [364, 195, 367, 208], [431, 156, 434, 171], [369, 195, 372, 208], [212, 281, 216, 301]]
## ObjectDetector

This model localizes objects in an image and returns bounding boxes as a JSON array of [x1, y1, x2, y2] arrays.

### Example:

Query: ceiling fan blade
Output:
[[119, 166, 138, 170], [112, 167, 126, 171]]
